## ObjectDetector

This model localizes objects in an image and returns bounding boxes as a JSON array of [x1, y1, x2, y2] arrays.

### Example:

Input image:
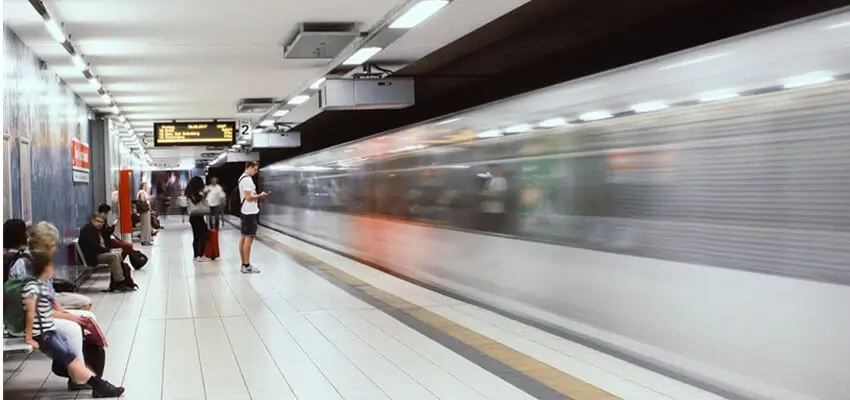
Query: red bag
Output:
[[204, 229, 219, 260], [79, 317, 108, 348]]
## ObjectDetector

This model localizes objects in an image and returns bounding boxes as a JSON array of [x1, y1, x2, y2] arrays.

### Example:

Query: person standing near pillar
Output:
[[137, 182, 153, 246]]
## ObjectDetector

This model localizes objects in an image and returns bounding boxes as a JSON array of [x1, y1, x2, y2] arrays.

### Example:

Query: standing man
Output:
[[238, 162, 267, 274], [205, 177, 226, 230]]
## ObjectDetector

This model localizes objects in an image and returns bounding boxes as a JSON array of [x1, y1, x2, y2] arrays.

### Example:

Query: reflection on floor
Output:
[[3, 216, 725, 400]]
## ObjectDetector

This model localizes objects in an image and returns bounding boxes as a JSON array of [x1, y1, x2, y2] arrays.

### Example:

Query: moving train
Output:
[[258, 8, 850, 400]]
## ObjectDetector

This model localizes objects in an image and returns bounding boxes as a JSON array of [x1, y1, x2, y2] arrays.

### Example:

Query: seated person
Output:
[[96, 204, 134, 257], [5, 220, 92, 311], [22, 251, 125, 398], [5, 221, 100, 391], [79, 213, 136, 292]]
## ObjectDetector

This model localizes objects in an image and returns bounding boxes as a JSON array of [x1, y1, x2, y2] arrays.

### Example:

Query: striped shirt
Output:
[[21, 280, 55, 337]]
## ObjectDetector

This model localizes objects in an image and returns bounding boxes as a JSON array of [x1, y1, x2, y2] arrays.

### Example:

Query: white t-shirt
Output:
[[239, 174, 259, 215], [482, 176, 507, 214], [206, 184, 225, 207]]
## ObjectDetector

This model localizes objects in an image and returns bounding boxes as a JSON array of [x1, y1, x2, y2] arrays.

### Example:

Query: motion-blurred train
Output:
[[257, 8, 850, 400]]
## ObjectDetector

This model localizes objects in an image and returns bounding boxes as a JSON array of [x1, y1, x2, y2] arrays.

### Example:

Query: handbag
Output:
[[188, 198, 210, 216], [79, 317, 108, 348]]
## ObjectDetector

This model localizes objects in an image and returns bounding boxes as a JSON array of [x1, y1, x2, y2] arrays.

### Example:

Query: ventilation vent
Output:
[[236, 98, 279, 114], [283, 22, 361, 60]]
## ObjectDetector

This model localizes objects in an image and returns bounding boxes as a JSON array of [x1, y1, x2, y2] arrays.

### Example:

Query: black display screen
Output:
[[153, 121, 235, 146]]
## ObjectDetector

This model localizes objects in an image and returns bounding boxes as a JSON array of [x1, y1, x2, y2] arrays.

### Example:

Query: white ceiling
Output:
[[3, 0, 533, 164]]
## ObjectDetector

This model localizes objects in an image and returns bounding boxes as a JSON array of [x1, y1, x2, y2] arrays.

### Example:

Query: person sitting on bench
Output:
[[79, 213, 135, 292], [97, 204, 134, 259], [22, 251, 125, 398]]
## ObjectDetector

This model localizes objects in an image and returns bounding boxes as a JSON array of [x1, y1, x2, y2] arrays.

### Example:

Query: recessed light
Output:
[[631, 101, 669, 113], [342, 47, 383, 66], [538, 118, 568, 128], [579, 111, 613, 121], [390, 1, 449, 29], [699, 90, 739, 102], [287, 95, 310, 105], [782, 71, 834, 89], [310, 77, 326, 90]]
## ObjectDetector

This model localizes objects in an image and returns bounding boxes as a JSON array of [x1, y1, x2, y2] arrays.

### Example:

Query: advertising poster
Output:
[[71, 138, 90, 183]]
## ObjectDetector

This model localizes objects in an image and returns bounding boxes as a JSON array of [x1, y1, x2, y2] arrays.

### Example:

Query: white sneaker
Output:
[[241, 264, 260, 274], [195, 257, 211, 262]]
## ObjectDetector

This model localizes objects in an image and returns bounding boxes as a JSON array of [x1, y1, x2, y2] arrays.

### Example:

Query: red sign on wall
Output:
[[72, 138, 90, 183]]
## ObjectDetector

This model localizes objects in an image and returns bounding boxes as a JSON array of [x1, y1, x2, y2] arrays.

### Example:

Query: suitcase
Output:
[[204, 229, 220, 260]]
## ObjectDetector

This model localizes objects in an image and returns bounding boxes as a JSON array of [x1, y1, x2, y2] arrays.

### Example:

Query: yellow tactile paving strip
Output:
[[256, 233, 621, 400]]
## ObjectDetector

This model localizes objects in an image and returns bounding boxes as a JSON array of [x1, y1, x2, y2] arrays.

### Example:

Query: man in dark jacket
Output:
[[79, 213, 134, 292]]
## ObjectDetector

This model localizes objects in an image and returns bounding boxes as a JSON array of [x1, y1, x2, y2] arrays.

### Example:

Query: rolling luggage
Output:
[[204, 229, 220, 260]]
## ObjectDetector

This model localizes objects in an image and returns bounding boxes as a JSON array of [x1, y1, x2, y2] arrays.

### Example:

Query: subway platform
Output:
[[3, 216, 725, 400]]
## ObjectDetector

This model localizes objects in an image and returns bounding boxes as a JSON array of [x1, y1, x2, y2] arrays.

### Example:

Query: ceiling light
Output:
[[119, 115, 126, 122], [287, 95, 310, 105], [88, 77, 101, 89], [250, 128, 264, 134], [538, 118, 568, 128], [436, 117, 461, 125], [101, 93, 111, 103], [71, 55, 86, 71], [390, 0, 449, 29], [579, 111, 613, 121], [505, 124, 533, 133], [260, 119, 275, 126], [477, 129, 503, 139], [310, 77, 326, 90], [658, 53, 726, 71], [699, 90, 739, 102], [827, 21, 850, 29], [111, 105, 119, 114], [273, 109, 290, 117], [128, 128, 135, 135], [782, 71, 834, 89], [342, 47, 383, 66], [631, 101, 669, 113], [44, 19, 66, 43]]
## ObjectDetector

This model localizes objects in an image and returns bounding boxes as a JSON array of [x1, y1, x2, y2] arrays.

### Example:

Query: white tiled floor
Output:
[[3, 216, 727, 399]]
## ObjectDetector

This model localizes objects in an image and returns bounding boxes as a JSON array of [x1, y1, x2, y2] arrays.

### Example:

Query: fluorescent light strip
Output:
[[436, 117, 461, 125], [44, 19, 66, 43], [71, 55, 86, 71], [273, 109, 290, 117], [390, 0, 449, 29], [88, 77, 100, 89], [288, 95, 310, 105], [342, 47, 383, 66], [782, 71, 834, 89], [631, 101, 669, 113], [111, 105, 119, 114], [477, 129, 503, 139], [101, 93, 111, 103], [579, 111, 613, 121], [260, 119, 275, 127], [658, 53, 726, 71], [310, 77, 326, 90]]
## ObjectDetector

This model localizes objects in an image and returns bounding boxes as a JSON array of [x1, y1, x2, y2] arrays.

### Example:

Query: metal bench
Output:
[[3, 337, 32, 355]]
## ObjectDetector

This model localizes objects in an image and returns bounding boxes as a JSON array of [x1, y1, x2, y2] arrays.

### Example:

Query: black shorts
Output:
[[241, 214, 258, 236], [180, 207, 188, 215]]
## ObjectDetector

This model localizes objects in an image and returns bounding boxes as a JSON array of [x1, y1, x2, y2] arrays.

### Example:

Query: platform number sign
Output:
[[238, 120, 252, 136]]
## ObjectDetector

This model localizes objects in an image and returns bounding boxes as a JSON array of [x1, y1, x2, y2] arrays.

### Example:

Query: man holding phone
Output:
[[238, 161, 267, 274]]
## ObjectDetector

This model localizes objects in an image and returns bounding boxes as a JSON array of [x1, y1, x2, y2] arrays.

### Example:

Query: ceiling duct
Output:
[[236, 98, 279, 115], [282, 22, 361, 60]]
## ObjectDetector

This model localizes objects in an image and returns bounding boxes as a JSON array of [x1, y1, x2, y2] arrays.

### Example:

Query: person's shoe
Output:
[[91, 378, 125, 398], [241, 264, 261, 274], [108, 282, 133, 292], [119, 279, 139, 291], [68, 379, 89, 391]]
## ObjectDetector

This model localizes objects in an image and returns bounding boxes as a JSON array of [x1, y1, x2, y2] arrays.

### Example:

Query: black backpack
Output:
[[228, 175, 250, 216]]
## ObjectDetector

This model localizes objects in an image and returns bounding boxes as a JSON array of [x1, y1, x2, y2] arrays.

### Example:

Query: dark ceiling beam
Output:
[[260, 0, 848, 165]]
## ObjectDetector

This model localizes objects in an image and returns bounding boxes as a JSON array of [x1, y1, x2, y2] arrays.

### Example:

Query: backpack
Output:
[[3, 277, 37, 334], [228, 176, 250, 216], [3, 251, 31, 282]]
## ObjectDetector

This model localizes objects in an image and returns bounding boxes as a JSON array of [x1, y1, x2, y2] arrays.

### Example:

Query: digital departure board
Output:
[[153, 121, 235, 146]]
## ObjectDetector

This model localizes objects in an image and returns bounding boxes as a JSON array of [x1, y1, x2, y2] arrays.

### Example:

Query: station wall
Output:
[[2, 26, 94, 261]]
